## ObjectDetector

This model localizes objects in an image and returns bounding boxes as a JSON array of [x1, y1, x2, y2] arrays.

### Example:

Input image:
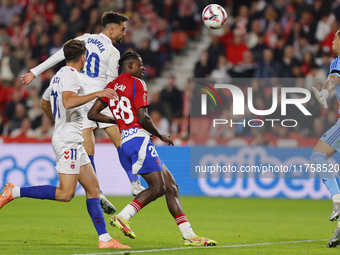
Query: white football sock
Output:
[[118, 200, 142, 221], [12, 187, 21, 198], [178, 222, 196, 239], [118, 204, 137, 221], [99, 233, 111, 242]]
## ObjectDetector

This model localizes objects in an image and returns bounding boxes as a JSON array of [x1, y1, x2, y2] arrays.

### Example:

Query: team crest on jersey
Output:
[[114, 83, 126, 92]]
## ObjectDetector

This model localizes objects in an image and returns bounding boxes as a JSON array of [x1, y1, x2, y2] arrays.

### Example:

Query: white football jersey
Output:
[[32, 33, 120, 94], [43, 66, 85, 143], [76, 33, 120, 94]]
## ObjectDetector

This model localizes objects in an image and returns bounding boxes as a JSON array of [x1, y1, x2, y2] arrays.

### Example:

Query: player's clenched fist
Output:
[[312, 87, 329, 109], [98, 88, 117, 99]]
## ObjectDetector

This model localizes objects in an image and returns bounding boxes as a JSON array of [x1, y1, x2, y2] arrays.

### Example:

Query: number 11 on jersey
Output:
[[51, 90, 60, 119]]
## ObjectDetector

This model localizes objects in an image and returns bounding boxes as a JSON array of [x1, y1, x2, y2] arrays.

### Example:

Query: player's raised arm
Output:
[[21, 32, 94, 86], [21, 47, 65, 86], [88, 99, 117, 124], [137, 106, 173, 146], [313, 75, 340, 109]]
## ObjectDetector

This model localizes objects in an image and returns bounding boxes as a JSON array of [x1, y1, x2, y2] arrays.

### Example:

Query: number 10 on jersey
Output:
[[109, 96, 134, 124], [81, 49, 99, 78]]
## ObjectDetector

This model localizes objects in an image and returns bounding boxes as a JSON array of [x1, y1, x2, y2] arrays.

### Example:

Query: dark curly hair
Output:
[[118, 51, 141, 66]]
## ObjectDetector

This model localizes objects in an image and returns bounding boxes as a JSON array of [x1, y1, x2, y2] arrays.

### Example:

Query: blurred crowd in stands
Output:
[[0, 0, 339, 146], [188, 0, 339, 145], [0, 0, 203, 142]]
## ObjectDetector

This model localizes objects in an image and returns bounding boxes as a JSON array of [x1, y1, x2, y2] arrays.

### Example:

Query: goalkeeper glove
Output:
[[312, 87, 329, 109]]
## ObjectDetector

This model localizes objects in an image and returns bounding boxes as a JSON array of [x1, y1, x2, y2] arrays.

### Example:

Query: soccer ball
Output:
[[202, 4, 227, 29]]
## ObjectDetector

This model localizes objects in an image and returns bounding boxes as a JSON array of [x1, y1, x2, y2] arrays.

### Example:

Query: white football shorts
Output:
[[52, 142, 90, 174]]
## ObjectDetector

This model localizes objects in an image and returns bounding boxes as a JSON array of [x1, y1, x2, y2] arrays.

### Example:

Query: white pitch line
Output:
[[74, 239, 328, 255]]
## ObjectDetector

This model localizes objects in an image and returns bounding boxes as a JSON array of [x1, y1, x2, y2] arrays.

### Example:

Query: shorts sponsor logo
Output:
[[121, 127, 139, 140]]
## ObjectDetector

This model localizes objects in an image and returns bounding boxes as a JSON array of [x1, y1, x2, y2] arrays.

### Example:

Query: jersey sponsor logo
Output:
[[87, 38, 105, 53], [121, 127, 139, 140], [114, 83, 126, 92]]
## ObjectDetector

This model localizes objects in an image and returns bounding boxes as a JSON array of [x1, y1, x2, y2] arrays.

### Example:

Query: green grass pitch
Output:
[[0, 196, 340, 254]]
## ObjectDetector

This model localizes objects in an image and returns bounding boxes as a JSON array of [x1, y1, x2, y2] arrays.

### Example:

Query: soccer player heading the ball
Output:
[[21, 11, 146, 215], [88, 51, 217, 246], [0, 39, 130, 249]]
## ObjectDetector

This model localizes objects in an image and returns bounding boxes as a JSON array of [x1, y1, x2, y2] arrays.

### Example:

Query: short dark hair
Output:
[[118, 51, 141, 65], [63, 39, 86, 62], [102, 11, 128, 28]]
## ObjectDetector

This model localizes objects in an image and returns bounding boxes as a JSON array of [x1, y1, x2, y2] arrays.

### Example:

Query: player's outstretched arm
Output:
[[63, 88, 117, 109], [41, 99, 55, 122], [21, 48, 65, 86], [137, 107, 174, 146], [312, 75, 340, 109], [88, 99, 117, 124]]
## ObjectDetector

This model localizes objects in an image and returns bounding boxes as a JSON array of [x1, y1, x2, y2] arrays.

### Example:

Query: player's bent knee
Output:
[[152, 184, 166, 198], [59, 192, 75, 202]]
